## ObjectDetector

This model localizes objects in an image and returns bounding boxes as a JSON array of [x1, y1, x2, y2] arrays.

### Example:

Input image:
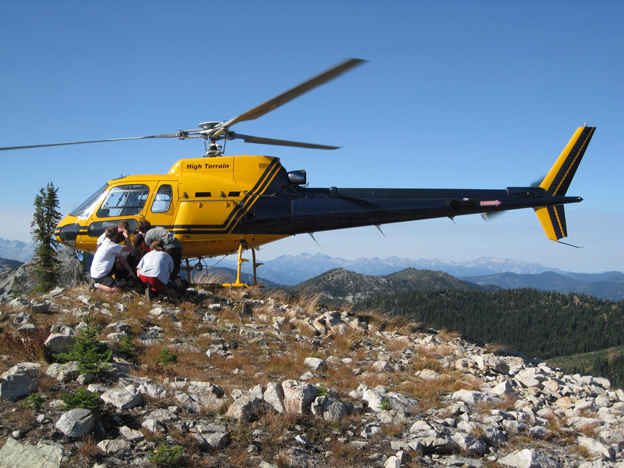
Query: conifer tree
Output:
[[31, 182, 62, 292]]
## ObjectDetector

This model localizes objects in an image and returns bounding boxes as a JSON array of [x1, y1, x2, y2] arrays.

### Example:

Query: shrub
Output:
[[55, 314, 112, 376], [62, 387, 102, 411], [23, 392, 47, 410], [157, 348, 178, 366], [149, 442, 183, 465]]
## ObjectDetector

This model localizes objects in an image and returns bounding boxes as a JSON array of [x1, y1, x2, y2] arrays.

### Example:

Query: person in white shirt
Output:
[[136, 239, 174, 301], [96, 220, 131, 248], [90, 226, 136, 293]]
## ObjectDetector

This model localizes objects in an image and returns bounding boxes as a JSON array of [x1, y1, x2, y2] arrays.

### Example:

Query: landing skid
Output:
[[182, 243, 264, 288]]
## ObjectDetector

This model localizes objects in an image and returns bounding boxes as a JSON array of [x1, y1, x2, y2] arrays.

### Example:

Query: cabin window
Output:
[[97, 184, 149, 218], [152, 185, 173, 213], [87, 219, 137, 238]]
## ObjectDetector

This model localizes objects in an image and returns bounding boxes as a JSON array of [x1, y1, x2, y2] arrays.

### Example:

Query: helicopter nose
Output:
[[56, 222, 81, 246]]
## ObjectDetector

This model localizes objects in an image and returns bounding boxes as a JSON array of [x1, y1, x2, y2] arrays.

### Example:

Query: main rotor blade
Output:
[[221, 58, 366, 131], [0, 133, 182, 152], [231, 132, 339, 150]]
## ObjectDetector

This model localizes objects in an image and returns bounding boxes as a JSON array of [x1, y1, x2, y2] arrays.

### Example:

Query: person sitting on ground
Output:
[[116, 233, 145, 282], [90, 226, 136, 293], [96, 220, 132, 248], [136, 239, 174, 301], [136, 219, 184, 290]]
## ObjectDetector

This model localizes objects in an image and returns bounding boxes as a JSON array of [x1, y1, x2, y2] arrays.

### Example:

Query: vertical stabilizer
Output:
[[539, 126, 595, 196], [534, 126, 595, 241]]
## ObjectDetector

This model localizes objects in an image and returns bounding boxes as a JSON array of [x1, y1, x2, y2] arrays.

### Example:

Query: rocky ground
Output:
[[0, 285, 623, 468]]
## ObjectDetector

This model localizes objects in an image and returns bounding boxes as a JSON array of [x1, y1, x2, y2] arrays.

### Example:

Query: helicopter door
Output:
[[147, 183, 178, 228]]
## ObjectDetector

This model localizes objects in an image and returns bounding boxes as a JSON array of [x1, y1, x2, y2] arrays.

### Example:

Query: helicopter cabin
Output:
[[55, 155, 292, 257]]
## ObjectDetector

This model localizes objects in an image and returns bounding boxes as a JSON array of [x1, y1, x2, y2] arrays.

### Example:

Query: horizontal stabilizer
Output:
[[540, 126, 595, 196], [535, 205, 567, 241]]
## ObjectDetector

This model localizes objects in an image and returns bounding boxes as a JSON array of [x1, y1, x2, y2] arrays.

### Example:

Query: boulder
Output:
[[100, 386, 143, 410], [499, 449, 560, 468], [46, 362, 80, 382], [282, 380, 317, 414], [97, 439, 131, 455], [226, 393, 268, 422], [0, 437, 63, 468], [264, 382, 286, 413], [303, 357, 327, 372], [55, 408, 96, 438], [0, 362, 41, 401], [43, 334, 76, 355]]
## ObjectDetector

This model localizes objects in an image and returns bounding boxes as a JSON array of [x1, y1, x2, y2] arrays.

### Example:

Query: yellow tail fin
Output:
[[535, 126, 595, 241], [540, 126, 595, 196]]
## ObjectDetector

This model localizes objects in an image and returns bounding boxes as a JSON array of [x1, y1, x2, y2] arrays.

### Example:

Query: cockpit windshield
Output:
[[70, 184, 109, 219]]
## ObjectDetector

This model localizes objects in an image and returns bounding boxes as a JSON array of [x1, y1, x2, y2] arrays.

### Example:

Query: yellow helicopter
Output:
[[0, 59, 595, 286]]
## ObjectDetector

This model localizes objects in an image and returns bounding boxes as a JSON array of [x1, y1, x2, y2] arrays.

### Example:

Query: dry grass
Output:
[[6, 406, 35, 431], [400, 371, 474, 412], [136, 342, 208, 382], [0, 328, 50, 363], [77, 435, 99, 459], [437, 328, 462, 342], [37, 373, 58, 393], [568, 444, 592, 460], [385, 336, 411, 352], [292, 293, 324, 313], [327, 439, 364, 464]]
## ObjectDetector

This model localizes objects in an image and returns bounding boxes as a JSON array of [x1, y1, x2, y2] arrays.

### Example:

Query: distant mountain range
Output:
[[217, 252, 618, 287], [0, 238, 36, 263], [463, 271, 624, 301]]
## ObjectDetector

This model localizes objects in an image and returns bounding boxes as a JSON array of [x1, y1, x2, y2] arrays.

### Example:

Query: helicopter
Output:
[[1, 58, 595, 286]]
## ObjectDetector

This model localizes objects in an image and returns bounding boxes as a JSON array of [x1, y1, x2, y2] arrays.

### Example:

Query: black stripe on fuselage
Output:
[[170, 158, 283, 234]]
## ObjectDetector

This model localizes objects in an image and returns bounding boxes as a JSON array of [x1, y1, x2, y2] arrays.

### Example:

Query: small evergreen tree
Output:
[[56, 314, 112, 377], [31, 182, 62, 292]]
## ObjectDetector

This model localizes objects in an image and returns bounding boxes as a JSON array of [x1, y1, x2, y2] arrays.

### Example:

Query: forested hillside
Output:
[[354, 288, 624, 360]]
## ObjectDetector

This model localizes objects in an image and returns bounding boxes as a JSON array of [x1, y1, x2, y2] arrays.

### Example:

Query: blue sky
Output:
[[1, 1, 622, 272]]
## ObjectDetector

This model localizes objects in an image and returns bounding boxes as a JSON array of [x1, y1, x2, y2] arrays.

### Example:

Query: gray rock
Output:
[[226, 393, 268, 422], [13, 312, 32, 324], [0, 437, 63, 468], [0, 362, 41, 401], [55, 408, 96, 438], [142, 419, 166, 432], [441, 455, 485, 467], [452, 389, 489, 405], [100, 386, 142, 409], [43, 334, 76, 355], [578, 436, 616, 461], [119, 426, 144, 442], [320, 395, 349, 422], [30, 302, 50, 314], [304, 357, 327, 372], [483, 427, 508, 446], [97, 439, 131, 455], [474, 354, 510, 374], [451, 432, 487, 455], [264, 382, 286, 413], [361, 423, 382, 439], [499, 449, 560, 468], [282, 380, 317, 414], [45, 362, 80, 382], [417, 435, 457, 454], [371, 360, 394, 373]]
